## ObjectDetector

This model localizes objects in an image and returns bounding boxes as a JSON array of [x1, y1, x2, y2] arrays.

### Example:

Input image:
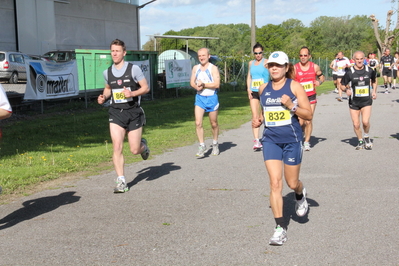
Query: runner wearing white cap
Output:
[[253, 51, 312, 246]]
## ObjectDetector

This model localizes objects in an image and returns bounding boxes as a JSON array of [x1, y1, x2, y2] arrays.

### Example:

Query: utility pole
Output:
[[251, 0, 256, 50]]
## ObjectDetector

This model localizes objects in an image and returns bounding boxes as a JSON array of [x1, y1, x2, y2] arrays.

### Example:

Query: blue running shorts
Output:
[[261, 141, 303, 165], [195, 94, 219, 112]]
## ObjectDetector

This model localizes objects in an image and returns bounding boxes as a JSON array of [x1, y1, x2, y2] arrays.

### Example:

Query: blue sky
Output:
[[139, 0, 397, 47]]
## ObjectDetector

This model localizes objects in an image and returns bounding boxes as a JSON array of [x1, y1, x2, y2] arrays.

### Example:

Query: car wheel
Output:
[[9, 72, 18, 84]]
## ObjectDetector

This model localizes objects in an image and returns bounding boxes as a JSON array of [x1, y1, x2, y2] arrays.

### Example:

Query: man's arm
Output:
[[123, 65, 150, 98], [190, 66, 203, 92], [340, 72, 351, 92], [127, 78, 149, 97], [314, 64, 325, 85], [0, 109, 12, 120], [371, 70, 378, 99], [205, 65, 220, 89], [329, 60, 335, 70], [98, 69, 112, 104], [0, 86, 12, 119], [98, 83, 112, 105]]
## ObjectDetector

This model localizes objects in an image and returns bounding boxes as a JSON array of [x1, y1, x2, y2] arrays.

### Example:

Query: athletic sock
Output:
[[275, 217, 287, 230], [212, 140, 218, 145], [364, 134, 369, 138], [199, 143, 205, 147], [117, 176, 125, 182], [385, 83, 387, 89]]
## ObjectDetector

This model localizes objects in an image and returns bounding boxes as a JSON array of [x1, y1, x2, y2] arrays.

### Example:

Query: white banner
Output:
[[165, 59, 191, 89], [24, 60, 79, 100], [128, 60, 151, 88]]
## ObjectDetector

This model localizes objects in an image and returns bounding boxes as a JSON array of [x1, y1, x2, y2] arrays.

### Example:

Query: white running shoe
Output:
[[253, 139, 262, 150], [196, 145, 207, 157], [269, 225, 287, 246], [364, 137, 372, 150], [334, 88, 338, 93], [295, 188, 309, 217], [212, 143, 219, 156], [114, 178, 128, 193], [355, 140, 364, 150], [385, 90, 389, 94], [304, 142, 311, 151]]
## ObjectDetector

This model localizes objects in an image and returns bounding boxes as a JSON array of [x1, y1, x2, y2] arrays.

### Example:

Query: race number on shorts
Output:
[[300, 81, 314, 93], [251, 78, 264, 91]]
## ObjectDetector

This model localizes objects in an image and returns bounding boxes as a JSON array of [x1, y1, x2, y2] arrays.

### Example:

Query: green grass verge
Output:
[[0, 81, 338, 196], [0, 90, 251, 195]]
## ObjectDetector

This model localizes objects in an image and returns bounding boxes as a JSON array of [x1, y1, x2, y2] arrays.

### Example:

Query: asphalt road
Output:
[[1, 82, 26, 94], [1, 87, 399, 265]]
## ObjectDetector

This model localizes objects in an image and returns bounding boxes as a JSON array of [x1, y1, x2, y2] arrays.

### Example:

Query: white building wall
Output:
[[0, 0, 139, 54], [0, 0, 17, 51], [16, 0, 56, 55], [54, 0, 139, 50]]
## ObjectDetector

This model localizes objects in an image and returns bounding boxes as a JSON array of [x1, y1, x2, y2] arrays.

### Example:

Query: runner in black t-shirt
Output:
[[341, 51, 377, 150], [379, 48, 394, 93]]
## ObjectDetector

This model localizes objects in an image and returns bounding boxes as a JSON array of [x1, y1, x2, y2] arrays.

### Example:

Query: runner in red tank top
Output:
[[294, 46, 324, 151]]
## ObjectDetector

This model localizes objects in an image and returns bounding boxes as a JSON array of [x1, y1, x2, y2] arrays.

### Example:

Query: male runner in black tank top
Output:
[[97, 39, 150, 193]]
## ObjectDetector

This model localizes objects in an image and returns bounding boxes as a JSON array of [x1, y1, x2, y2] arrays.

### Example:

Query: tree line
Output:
[[143, 15, 383, 60]]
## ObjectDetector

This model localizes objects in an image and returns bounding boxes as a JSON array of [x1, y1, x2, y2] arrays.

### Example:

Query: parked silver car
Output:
[[0, 51, 29, 83]]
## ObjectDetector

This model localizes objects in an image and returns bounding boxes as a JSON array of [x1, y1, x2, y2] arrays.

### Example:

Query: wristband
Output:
[[290, 104, 298, 112]]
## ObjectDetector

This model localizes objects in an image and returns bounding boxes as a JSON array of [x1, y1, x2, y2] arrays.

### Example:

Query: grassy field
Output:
[[0, 81, 336, 197]]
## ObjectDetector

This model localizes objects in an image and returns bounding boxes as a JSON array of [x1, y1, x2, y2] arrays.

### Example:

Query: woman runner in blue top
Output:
[[252, 51, 312, 246], [246, 42, 270, 150]]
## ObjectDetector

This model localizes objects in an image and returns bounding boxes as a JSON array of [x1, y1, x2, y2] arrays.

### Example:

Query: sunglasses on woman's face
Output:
[[254, 52, 263, 55]]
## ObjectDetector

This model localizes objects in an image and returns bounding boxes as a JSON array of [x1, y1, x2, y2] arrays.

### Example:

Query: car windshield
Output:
[[43, 52, 56, 58]]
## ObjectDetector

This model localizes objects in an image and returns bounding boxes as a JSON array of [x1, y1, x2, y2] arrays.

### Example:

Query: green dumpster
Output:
[[75, 49, 158, 99]]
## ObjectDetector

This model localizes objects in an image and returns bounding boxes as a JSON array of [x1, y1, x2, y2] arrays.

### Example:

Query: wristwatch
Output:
[[290, 104, 298, 112]]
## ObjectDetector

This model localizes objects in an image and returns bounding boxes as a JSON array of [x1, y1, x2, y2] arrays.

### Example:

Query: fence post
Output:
[[82, 56, 88, 109]]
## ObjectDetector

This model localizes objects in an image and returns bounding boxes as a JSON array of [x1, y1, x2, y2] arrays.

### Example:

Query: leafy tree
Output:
[[257, 24, 286, 56], [140, 14, 379, 73]]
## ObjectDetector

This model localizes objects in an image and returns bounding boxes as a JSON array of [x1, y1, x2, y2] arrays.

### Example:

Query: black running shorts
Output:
[[108, 106, 146, 131], [333, 74, 338, 81], [251, 91, 260, 100], [382, 68, 392, 77], [349, 99, 372, 110]]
